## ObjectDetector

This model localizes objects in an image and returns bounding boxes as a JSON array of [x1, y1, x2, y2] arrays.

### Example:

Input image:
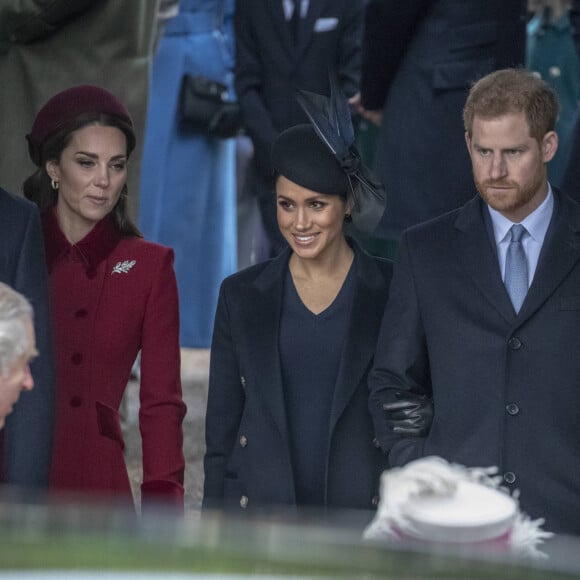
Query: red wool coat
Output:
[[43, 210, 186, 509]]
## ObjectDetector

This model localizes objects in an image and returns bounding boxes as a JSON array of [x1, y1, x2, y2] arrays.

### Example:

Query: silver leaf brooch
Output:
[[112, 260, 136, 275]]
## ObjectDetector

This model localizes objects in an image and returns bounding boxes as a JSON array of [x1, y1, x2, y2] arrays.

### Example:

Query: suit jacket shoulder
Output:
[[356, 243, 394, 283], [0, 187, 36, 222], [220, 249, 290, 293], [221, 240, 393, 293]]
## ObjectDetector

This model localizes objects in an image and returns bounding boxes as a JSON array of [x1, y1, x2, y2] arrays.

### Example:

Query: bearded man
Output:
[[369, 68, 580, 536]]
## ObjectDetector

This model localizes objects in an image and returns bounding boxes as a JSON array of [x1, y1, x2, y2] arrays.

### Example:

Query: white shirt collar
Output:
[[283, 0, 308, 19], [487, 184, 554, 246]]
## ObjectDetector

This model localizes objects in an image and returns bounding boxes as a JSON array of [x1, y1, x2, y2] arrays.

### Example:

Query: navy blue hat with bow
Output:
[[297, 72, 387, 234]]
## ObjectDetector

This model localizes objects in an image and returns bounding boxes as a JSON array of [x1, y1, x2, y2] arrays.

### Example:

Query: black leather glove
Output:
[[382, 391, 433, 436]]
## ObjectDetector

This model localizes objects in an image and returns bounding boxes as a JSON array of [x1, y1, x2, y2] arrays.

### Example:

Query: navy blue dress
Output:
[[279, 260, 356, 506]]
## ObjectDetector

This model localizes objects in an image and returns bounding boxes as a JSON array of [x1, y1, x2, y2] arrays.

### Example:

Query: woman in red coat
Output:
[[23, 85, 186, 511]]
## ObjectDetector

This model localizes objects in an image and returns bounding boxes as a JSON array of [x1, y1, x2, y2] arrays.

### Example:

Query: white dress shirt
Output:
[[283, 0, 309, 20]]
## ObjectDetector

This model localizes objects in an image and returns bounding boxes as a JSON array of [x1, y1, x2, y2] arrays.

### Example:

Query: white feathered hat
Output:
[[364, 456, 552, 559]]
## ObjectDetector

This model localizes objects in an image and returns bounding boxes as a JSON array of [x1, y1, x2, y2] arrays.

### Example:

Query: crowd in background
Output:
[[2, 0, 580, 348]]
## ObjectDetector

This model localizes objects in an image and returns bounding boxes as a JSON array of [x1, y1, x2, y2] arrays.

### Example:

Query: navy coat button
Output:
[[239, 435, 248, 447], [506, 403, 520, 416], [70, 396, 82, 408], [508, 337, 522, 350], [371, 495, 379, 507], [504, 471, 516, 484], [372, 438, 380, 449], [71, 353, 83, 365], [240, 376, 247, 388], [240, 495, 249, 509]]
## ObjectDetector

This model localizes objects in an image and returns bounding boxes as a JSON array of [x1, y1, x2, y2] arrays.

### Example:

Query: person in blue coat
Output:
[[0, 187, 54, 495], [138, 0, 237, 347], [203, 112, 392, 516]]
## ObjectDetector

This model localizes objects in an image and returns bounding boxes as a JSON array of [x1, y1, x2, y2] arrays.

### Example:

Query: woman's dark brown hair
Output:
[[23, 112, 141, 238]]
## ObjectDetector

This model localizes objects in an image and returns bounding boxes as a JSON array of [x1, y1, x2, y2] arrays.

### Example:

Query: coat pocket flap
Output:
[[433, 57, 494, 90], [96, 401, 125, 450], [448, 22, 498, 51]]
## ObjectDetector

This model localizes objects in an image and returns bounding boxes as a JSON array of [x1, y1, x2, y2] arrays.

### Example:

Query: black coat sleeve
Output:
[[367, 231, 429, 466], [233, 1, 278, 177], [360, 0, 432, 109], [202, 280, 245, 509]]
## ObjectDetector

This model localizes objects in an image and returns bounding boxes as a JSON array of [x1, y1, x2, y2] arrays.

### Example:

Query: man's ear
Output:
[[464, 131, 472, 153], [541, 131, 558, 163]]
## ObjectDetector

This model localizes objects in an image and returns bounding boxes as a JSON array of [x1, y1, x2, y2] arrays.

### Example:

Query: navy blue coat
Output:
[[360, 0, 527, 239], [204, 243, 392, 513], [369, 191, 580, 535], [0, 188, 54, 491]]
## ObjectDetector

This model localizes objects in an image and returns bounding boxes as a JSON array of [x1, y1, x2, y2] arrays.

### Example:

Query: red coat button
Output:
[[71, 353, 83, 365], [75, 308, 88, 318], [70, 396, 82, 408]]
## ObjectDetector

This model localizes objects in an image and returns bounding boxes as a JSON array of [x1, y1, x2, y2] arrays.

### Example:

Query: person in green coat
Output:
[[527, 0, 580, 186]]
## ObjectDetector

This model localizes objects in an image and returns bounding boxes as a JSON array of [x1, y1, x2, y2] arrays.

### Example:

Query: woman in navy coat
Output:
[[23, 86, 186, 511], [203, 121, 392, 515]]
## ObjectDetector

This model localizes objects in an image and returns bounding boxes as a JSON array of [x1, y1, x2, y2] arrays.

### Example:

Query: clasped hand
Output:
[[382, 391, 433, 436]]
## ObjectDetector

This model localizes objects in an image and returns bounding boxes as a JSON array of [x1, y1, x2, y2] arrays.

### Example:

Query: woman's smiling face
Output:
[[276, 174, 347, 260]]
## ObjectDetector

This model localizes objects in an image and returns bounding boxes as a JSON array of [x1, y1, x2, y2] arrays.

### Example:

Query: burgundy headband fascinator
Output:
[[26, 85, 134, 167]]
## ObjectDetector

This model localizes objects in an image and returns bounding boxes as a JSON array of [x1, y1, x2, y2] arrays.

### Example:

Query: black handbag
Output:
[[178, 74, 241, 138]]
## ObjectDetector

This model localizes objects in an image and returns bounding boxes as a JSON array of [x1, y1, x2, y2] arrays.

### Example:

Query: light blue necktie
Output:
[[505, 224, 529, 313]]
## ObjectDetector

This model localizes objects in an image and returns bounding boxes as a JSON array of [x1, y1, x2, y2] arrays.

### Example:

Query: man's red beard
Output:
[[474, 169, 545, 218], [477, 179, 519, 191]]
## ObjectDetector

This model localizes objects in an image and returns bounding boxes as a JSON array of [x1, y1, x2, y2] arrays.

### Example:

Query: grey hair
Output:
[[0, 282, 33, 377]]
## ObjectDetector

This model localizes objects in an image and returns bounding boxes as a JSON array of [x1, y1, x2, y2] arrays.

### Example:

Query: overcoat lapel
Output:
[[266, 0, 296, 64], [249, 249, 292, 445], [295, 0, 327, 62], [517, 192, 580, 323], [453, 197, 516, 324], [453, 192, 580, 326], [328, 247, 386, 434]]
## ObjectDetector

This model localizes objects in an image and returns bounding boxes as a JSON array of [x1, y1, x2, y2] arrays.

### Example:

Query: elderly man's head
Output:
[[0, 283, 37, 429]]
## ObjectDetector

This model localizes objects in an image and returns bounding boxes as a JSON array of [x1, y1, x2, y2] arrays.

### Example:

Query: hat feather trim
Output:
[[363, 456, 552, 560], [296, 71, 386, 234]]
